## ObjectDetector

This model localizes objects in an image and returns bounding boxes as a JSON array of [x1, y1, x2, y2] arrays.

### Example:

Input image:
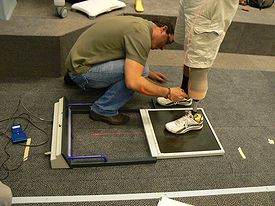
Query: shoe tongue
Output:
[[175, 112, 192, 125], [175, 117, 184, 126]]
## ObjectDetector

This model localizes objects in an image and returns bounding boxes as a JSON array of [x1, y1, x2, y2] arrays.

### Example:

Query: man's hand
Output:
[[168, 87, 188, 102], [124, 59, 184, 99], [148, 71, 168, 83]]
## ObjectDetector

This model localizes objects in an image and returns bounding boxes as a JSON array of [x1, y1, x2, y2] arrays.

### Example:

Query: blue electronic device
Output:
[[11, 125, 27, 143]]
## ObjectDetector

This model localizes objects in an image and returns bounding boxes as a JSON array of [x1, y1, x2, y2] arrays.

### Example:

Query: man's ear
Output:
[[162, 25, 168, 33]]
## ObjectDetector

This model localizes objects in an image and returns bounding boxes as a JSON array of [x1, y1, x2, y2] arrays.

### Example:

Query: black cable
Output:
[[0, 99, 52, 180], [20, 100, 53, 123], [0, 115, 50, 180], [5, 115, 49, 147], [3, 100, 21, 134], [0, 134, 22, 181], [15, 116, 49, 147], [0, 102, 21, 180], [12, 113, 31, 131]]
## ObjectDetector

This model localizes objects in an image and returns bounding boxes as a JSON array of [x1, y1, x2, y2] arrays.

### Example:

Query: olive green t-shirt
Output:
[[65, 16, 154, 74]]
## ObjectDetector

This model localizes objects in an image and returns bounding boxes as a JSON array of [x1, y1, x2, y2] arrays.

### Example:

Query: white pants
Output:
[[175, 0, 238, 99], [175, 0, 239, 68]]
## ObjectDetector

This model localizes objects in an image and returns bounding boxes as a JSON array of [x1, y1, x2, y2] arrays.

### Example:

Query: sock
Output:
[[181, 75, 189, 94]]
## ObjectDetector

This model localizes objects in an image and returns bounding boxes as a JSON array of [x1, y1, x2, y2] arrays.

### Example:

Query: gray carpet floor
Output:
[[0, 66, 275, 205], [1, 0, 275, 205]]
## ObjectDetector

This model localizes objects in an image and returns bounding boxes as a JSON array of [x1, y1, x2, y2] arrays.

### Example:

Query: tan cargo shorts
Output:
[[175, 0, 238, 99]]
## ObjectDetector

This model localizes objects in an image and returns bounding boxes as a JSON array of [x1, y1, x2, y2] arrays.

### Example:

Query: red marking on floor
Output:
[[91, 131, 144, 136]]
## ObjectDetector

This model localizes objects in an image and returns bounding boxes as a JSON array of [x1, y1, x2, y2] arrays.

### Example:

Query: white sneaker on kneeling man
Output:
[[157, 97, 192, 107]]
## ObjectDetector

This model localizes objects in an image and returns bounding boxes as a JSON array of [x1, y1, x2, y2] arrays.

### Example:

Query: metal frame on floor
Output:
[[50, 97, 224, 169], [140, 108, 225, 159]]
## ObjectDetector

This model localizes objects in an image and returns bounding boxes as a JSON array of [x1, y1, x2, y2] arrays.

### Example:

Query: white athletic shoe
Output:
[[156, 97, 192, 107], [165, 111, 203, 134]]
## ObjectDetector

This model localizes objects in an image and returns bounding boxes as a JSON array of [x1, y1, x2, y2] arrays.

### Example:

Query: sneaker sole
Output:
[[176, 101, 192, 107], [157, 101, 192, 107]]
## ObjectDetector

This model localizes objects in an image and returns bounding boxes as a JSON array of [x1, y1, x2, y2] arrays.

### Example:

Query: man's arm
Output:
[[148, 71, 168, 83], [124, 58, 187, 101]]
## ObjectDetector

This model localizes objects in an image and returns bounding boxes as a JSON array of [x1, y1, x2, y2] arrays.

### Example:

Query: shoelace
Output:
[[174, 112, 193, 127], [175, 117, 187, 127], [179, 98, 191, 102]]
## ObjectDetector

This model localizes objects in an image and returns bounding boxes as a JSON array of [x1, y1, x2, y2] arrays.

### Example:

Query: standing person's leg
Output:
[[181, 65, 190, 95], [165, 0, 239, 134], [0, 181, 12, 206], [188, 67, 210, 113], [156, 0, 192, 107], [165, 67, 208, 134]]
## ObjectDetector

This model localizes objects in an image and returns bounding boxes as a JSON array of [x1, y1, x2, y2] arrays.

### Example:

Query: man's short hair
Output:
[[153, 18, 175, 35]]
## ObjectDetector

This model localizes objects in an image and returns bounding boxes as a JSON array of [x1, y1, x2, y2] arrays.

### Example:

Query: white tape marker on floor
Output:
[[238, 147, 246, 159], [268, 139, 274, 144], [12, 185, 275, 204]]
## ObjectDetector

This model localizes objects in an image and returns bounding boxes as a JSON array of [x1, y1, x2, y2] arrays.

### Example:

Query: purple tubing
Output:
[[67, 102, 93, 106], [67, 155, 108, 162], [67, 102, 108, 163]]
